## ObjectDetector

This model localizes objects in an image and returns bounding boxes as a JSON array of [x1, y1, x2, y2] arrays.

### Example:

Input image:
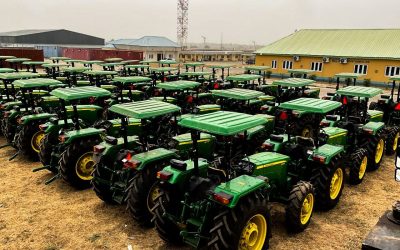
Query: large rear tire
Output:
[[367, 131, 385, 171], [385, 126, 399, 156], [126, 163, 166, 227], [349, 148, 368, 185], [285, 181, 315, 232], [208, 191, 271, 250], [14, 122, 43, 161], [3, 118, 16, 144], [59, 137, 101, 189], [311, 155, 345, 210], [152, 188, 183, 244]]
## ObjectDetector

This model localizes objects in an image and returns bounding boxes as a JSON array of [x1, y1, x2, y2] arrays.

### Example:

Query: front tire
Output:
[[14, 122, 43, 161], [92, 159, 117, 204], [208, 192, 271, 250], [385, 126, 399, 156], [59, 137, 101, 189], [285, 181, 315, 232]]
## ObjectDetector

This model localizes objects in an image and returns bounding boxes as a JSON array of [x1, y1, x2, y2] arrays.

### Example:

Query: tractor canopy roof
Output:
[[156, 80, 200, 90], [389, 75, 400, 81], [50, 86, 111, 100], [0, 56, 16, 59], [179, 111, 267, 136], [49, 56, 70, 60], [109, 100, 180, 119], [184, 62, 205, 67], [226, 74, 262, 82], [287, 69, 315, 74], [140, 60, 158, 64], [64, 59, 84, 63], [335, 72, 362, 79], [0, 72, 39, 80], [335, 86, 382, 98], [113, 76, 152, 84], [82, 60, 103, 65], [83, 70, 118, 76], [5, 58, 31, 63], [180, 71, 211, 76], [211, 88, 263, 100], [272, 78, 315, 87], [100, 62, 124, 67], [279, 98, 342, 114], [22, 61, 45, 65], [63, 67, 91, 73], [159, 59, 177, 65], [207, 64, 233, 69], [0, 68, 15, 73], [121, 60, 140, 64], [124, 64, 150, 69], [104, 57, 123, 62], [245, 66, 271, 71], [150, 67, 178, 72], [13, 78, 63, 88], [42, 63, 68, 68]]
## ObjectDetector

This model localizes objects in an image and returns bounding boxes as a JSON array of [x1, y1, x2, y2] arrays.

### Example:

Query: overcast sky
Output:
[[2, 0, 400, 45]]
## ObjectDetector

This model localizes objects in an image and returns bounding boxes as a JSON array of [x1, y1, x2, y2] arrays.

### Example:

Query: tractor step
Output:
[[8, 151, 19, 161], [45, 174, 60, 185], [0, 143, 12, 149], [32, 165, 50, 172]]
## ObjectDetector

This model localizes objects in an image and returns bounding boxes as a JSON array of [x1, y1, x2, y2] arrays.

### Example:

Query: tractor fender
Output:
[[362, 122, 385, 136], [262, 134, 289, 152], [44, 119, 76, 134], [21, 113, 56, 125], [133, 148, 179, 172], [158, 159, 209, 186], [3, 101, 22, 111], [63, 127, 104, 144], [211, 175, 269, 208], [308, 144, 344, 165]]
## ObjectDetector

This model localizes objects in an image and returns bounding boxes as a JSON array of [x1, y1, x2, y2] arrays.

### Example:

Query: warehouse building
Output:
[[0, 29, 105, 57], [107, 36, 181, 61], [255, 29, 400, 83]]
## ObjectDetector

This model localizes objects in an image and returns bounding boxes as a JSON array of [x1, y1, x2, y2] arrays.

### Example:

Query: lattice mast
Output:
[[177, 0, 189, 48]]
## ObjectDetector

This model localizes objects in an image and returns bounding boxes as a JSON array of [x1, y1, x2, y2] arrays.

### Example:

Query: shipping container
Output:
[[35, 45, 63, 58], [62, 48, 143, 61], [0, 47, 44, 61]]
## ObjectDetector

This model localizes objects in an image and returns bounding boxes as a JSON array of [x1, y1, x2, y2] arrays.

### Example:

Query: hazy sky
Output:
[[2, 0, 400, 45]]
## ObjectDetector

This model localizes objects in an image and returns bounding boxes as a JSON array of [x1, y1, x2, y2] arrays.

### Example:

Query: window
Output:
[[385, 66, 400, 76], [354, 64, 368, 74], [169, 54, 173, 59], [271, 60, 277, 69], [148, 54, 154, 59], [311, 62, 323, 71], [283, 60, 293, 69]]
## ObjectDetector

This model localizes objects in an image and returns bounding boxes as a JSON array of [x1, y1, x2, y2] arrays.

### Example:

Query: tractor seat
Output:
[[188, 175, 216, 200], [348, 116, 363, 124], [296, 136, 315, 148], [381, 94, 390, 99]]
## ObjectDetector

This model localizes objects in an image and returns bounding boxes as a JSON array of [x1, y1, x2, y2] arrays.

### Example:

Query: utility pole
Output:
[[201, 36, 206, 48]]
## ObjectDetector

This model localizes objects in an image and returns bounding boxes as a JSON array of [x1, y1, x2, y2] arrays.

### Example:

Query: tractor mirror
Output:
[[325, 115, 338, 121]]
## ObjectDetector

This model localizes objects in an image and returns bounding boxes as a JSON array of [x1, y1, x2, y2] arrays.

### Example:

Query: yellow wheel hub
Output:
[[330, 168, 343, 200], [300, 193, 314, 225], [301, 128, 311, 137], [393, 132, 399, 151], [239, 214, 267, 250], [31, 131, 45, 153], [147, 185, 161, 210], [359, 156, 368, 180], [75, 152, 95, 181], [374, 139, 384, 164]]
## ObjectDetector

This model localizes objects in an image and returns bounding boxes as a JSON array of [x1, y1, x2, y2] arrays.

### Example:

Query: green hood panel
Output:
[[311, 144, 344, 164], [64, 127, 104, 144], [213, 175, 267, 208], [362, 121, 385, 134], [246, 152, 289, 166]]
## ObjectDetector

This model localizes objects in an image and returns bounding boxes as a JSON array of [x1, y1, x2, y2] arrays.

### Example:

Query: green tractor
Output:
[[82, 60, 103, 69], [320, 86, 389, 182], [22, 61, 45, 73], [62, 66, 91, 87], [124, 64, 151, 77], [152, 80, 213, 112], [83, 70, 118, 87], [226, 74, 263, 90], [150, 67, 179, 82], [183, 62, 204, 72], [41, 62, 68, 79], [110, 76, 153, 104], [245, 65, 270, 84], [179, 71, 211, 85], [207, 64, 233, 90], [0, 55, 16, 68], [5, 58, 31, 72], [323, 73, 363, 100], [34, 86, 115, 188], [152, 111, 308, 249], [101, 62, 124, 72], [1, 78, 62, 148], [0, 72, 39, 103], [211, 87, 274, 114], [92, 100, 217, 226], [260, 78, 319, 115]]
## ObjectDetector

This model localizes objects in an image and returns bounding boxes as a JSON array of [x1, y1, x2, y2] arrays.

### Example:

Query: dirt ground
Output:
[[0, 77, 399, 250]]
